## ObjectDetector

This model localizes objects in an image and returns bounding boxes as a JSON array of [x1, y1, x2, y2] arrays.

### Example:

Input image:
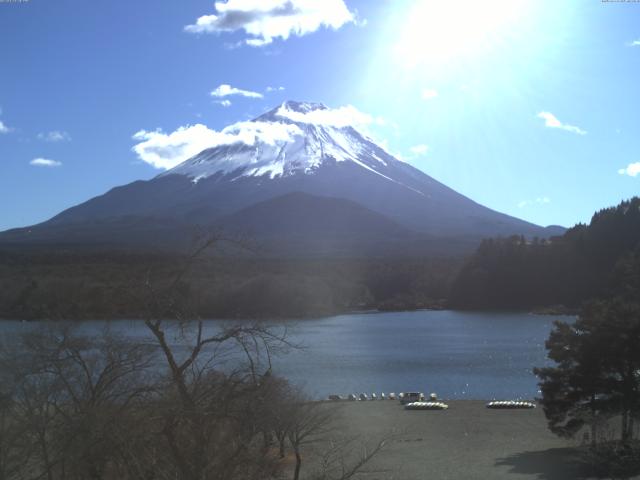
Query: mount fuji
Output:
[[0, 101, 563, 255]]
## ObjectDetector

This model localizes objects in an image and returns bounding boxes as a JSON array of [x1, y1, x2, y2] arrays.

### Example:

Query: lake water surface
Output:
[[1, 310, 571, 400]]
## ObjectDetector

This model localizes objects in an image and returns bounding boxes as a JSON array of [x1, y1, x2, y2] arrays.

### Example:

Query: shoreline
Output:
[[0, 305, 577, 322], [323, 397, 540, 403]]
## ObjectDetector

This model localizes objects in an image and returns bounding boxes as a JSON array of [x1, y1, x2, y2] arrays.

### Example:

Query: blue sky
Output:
[[0, 0, 639, 231]]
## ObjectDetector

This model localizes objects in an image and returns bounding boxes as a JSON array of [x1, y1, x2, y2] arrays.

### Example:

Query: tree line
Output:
[[0, 251, 460, 320], [450, 197, 640, 310]]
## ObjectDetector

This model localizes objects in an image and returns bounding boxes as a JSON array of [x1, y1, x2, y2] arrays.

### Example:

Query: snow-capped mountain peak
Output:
[[277, 100, 328, 114], [161, 101, 403, 185]]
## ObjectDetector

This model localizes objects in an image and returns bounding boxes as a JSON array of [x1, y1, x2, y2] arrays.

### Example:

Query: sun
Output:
[[394, 0, 533, 67]]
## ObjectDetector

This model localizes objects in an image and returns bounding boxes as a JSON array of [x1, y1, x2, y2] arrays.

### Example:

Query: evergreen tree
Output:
[[535, 250, 640, 444], [534, 310, 611, 444]]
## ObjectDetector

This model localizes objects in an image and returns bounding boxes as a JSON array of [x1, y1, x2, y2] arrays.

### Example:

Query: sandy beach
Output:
[[322, 400, 594, 480]]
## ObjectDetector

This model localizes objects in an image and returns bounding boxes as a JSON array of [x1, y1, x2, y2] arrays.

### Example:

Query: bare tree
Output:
[[0, 326, 156, 480], [260, 375, 294, 459], [281, 392, 391, 480], [0, 379, 27, 480], [138, 313, 293, 479], [139, 235, 297, 480], [285, 395, 335, 480]]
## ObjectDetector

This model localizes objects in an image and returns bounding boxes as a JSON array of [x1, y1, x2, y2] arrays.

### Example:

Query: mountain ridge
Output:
[[0, 101, 564, 255]]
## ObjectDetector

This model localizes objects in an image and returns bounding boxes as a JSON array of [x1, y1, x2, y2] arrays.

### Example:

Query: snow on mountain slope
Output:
[[161, 101, 418, 193]]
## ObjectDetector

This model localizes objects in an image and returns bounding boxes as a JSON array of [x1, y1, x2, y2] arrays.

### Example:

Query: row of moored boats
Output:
[[327, 392, 536, 410]]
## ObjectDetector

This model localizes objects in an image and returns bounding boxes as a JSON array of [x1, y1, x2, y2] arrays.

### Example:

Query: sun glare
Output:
[[394, 0, 532, 67]]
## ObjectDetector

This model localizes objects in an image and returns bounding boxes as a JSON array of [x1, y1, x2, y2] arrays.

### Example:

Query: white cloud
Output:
[[409, 144, 429, 156], [133, 125, 224, 170], [266, 85, 285, 92], [133, 103, 392, 171], [132, 121, 302, 170], [618, 162, 640, 177], [0, 118, 14, 134], [276, 104, 383, 129], [211, 84, 263, 98], [421, 89, 438, 100], [627, 39, 640, 47], [185, 0, 356, 47], [518, 197, 551, 208], [537, 111, 586, 135], [30, 158, 62, 167], [216, 99, 232, 107], [0, 106, 12, 133], [225, 120, 302, 145], [37, 130, 71, 142]]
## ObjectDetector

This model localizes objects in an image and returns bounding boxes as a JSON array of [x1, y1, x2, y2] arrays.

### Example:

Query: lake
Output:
[[0, 310, 571, 400]]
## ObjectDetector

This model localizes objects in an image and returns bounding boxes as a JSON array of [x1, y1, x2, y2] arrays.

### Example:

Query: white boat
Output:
[[404, 401, 449, 410], [486, 400, 536, 409]]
